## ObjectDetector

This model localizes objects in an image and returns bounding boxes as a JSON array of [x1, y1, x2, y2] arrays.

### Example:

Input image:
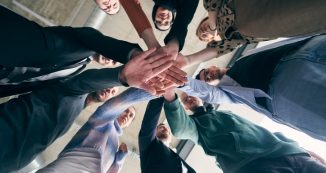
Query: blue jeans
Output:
[[268, 34, 326, 141], [241, 154, 326, 173]]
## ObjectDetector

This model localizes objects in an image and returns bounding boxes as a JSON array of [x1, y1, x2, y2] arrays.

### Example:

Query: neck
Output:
[[84, 95, 95, 108]]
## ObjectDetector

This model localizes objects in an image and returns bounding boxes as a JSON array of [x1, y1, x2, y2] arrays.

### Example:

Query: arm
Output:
[[138, 98, 164, 155], [181, 47, 217, 68], [178, 77, 234, 104], [60, 67, 123, 95], [90, 88, 156, 123], [107, 144, 128, 173], [163, 91, 199, 143], [120, 0, 160, 49], [164, 0, 199, 50], [45, 26, 142, 64]]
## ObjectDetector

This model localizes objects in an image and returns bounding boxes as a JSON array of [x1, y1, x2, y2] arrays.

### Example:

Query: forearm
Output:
[[139, 98, 164, 154], [163, 96, 199, 142], [120, 0, 152, 38], [107, 151, 128, 173], [92, 88, 156, 121], [184, 48, 217, 68], [140, 28, 161, 49], [62, 67, 123, 95], [208, 11, 217, 30], [164, 0, 199, 50], [69, 27, 141, 64], [178, 77, 233, 104]]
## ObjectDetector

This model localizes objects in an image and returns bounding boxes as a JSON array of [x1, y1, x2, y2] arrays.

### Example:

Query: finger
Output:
[[150, 55, 174, 69], [151, 60, 173, 77], [169, 65, 187, 77], [163, 81, 177, 89], [147, 78, 164, 88], [165, 76, 183, 86], [141, 83, 157, 95], [165, 68, 188, 84], [137, 48, 157, 61], [147, 53, 171, 64], [155, 90, 165, 96]]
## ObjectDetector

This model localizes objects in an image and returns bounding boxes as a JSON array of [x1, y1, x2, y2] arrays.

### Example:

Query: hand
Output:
[[163, 84, 177, 102], [150, 40, 179, 61], [147, 64, 187, 92], [119, 48, 174, 95], [175, 53, 188, 69], [134, 0, 140, 4], [118, 143, 128, 153], [160, 65, 188, 85]]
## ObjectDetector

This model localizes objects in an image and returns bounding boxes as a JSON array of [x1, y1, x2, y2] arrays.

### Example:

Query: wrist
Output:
[[118, 67, 129, 87]]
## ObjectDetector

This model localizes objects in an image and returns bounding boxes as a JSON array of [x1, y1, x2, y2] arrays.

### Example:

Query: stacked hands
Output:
[[119, 48, 188, 96]]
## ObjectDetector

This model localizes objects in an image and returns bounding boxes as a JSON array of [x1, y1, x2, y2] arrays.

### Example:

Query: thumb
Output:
[[137, 48, 157, 61]]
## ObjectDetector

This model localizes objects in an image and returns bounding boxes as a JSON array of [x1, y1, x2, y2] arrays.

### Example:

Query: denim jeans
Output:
[[241, 154, 326, 173], [268, 35, 326, 141]]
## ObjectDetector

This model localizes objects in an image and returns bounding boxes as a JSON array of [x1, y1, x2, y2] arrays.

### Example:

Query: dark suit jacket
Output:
[[139, 98, 196, 173], [153, 0, 199, 50], [0, 5, 141, 96], [0, 67, 123, 173]]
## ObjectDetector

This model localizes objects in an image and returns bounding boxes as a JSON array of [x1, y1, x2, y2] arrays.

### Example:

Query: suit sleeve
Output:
[[164, 0, 199, 50], [120, 0, 152, 37], [138, 98, 164, 156], [178, 77, 234, 104], [163, 95, 199, 143], [59, 66, 124, 95], [45, 26, 142, 64], [90, 88, 156, 123]]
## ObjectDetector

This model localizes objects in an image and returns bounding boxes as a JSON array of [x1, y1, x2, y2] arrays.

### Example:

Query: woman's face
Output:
[[197, 19, 219, 42], [155, 6, 173, 31], [95, 0, 120, 14]]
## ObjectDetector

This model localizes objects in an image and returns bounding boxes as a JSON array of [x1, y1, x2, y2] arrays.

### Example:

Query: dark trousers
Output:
[[241, 154, 326, 173]]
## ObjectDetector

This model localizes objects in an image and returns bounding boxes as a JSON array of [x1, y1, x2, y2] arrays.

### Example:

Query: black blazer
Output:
[[0, 67, 123, 172], [139, 98, 196, 173], [0, 5, 140, 68], [0, 5, 141, 96], [154, 0, 199, 50]]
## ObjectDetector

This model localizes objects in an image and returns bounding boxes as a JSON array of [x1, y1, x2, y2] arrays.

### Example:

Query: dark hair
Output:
[[195, 69, 204, 80], [157, 123, 166, 127], [88, 91, 102, 103], [151, 5, 175, 31]]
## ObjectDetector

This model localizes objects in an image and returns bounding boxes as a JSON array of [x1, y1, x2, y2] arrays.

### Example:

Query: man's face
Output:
[[199, 66, 227, 86], [156, 124, 172, 144], [95, 0, 120, 14], [117, 107, 136, 128], [180, 92, 203, 111], [155, 6, 173, 31], [95, 87, 119, 102], [96, 55, 121, 68]]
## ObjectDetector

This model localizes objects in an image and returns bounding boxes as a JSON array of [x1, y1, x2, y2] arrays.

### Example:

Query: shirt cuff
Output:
[[127, 48, 142, 60], [164, 94, 181, 112]]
